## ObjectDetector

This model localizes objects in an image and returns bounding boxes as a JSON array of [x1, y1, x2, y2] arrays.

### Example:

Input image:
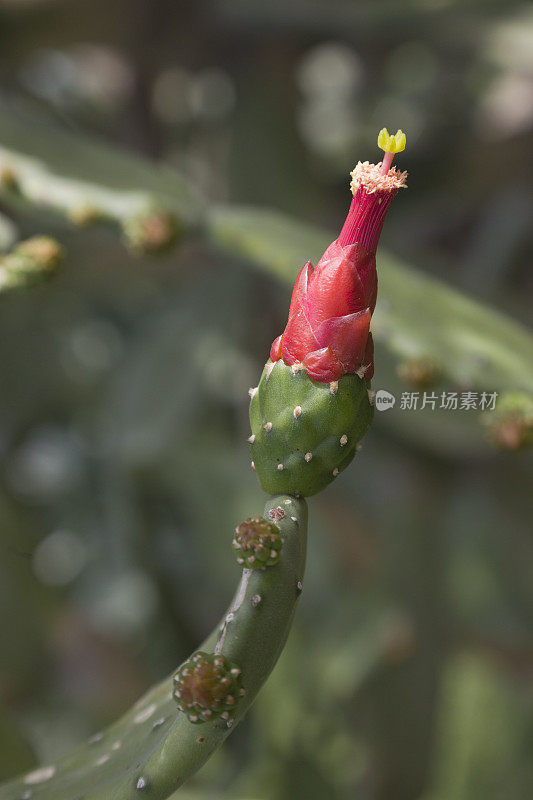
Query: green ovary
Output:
[[249, 360, 373, 496]]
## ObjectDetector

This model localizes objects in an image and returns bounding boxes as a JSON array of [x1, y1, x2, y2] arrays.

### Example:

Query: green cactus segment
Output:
[[232, 517, 282, 568], [0, 236, 65, 291], [249, 360, 373, 496], [173, 651, 244, 724], [483, 391, 533, 451], [0, 495, 307, 800], [121, 207, 180, 255]]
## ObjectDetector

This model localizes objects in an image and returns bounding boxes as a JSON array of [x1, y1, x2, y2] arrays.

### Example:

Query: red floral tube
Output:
[[270, 129, 407, 383]]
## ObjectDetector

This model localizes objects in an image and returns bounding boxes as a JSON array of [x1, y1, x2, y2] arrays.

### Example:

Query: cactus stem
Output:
[[134, 704, 157, 724], [23, 767, 55, 786], [293, 405, 302, 418], [340, 434, 348, 445], [265, 361, 275, 379], [0, 496, 307, 799], [304, 452, 313, 462]]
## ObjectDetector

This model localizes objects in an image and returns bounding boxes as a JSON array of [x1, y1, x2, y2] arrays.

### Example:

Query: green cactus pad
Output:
[[173, 651, 244, 724], [0, 496, 307, 800], [232, 517, 282, 568], [249, 360, 373, 496]]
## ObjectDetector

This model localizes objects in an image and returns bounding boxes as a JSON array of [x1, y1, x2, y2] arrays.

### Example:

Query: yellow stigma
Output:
[[377, 128, 406, 154]]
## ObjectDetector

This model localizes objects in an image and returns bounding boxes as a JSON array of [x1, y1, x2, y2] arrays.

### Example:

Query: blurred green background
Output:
[[0, 0, 532, 798]]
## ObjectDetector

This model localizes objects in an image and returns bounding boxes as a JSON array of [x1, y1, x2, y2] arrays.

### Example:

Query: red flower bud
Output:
[[271, 131, 407, 383]]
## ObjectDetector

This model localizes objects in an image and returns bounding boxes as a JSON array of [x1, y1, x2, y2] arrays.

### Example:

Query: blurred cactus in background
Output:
[[0, 1, 532, 799]]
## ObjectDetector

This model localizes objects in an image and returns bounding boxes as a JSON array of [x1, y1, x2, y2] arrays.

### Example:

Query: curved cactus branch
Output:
[[0, 103, 200, 254], [0, 495, 307, 800]]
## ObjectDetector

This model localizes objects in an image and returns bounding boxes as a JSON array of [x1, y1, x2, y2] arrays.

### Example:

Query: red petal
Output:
[[307, 241, 375, 325], [313, 308, 371, 373], [281, 309, 320, 364], [287, 260, 313, 321], [362, 332, 374, 380], [302, 347, 343, 382], [270, 335, 282, 362], [343, 244, 377, 313]]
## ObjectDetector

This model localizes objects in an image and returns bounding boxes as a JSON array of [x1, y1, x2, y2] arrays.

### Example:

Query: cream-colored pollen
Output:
[[350, 161, 407, 195]]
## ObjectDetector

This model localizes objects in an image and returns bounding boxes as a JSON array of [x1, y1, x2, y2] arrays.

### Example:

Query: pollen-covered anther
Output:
[[232, 516, 282, 569], [173, 651, 244, 724], [293, 405, 302, 418]]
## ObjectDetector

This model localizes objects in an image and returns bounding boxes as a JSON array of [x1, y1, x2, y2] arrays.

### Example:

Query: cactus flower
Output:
[[270, 129, 407, 382]]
